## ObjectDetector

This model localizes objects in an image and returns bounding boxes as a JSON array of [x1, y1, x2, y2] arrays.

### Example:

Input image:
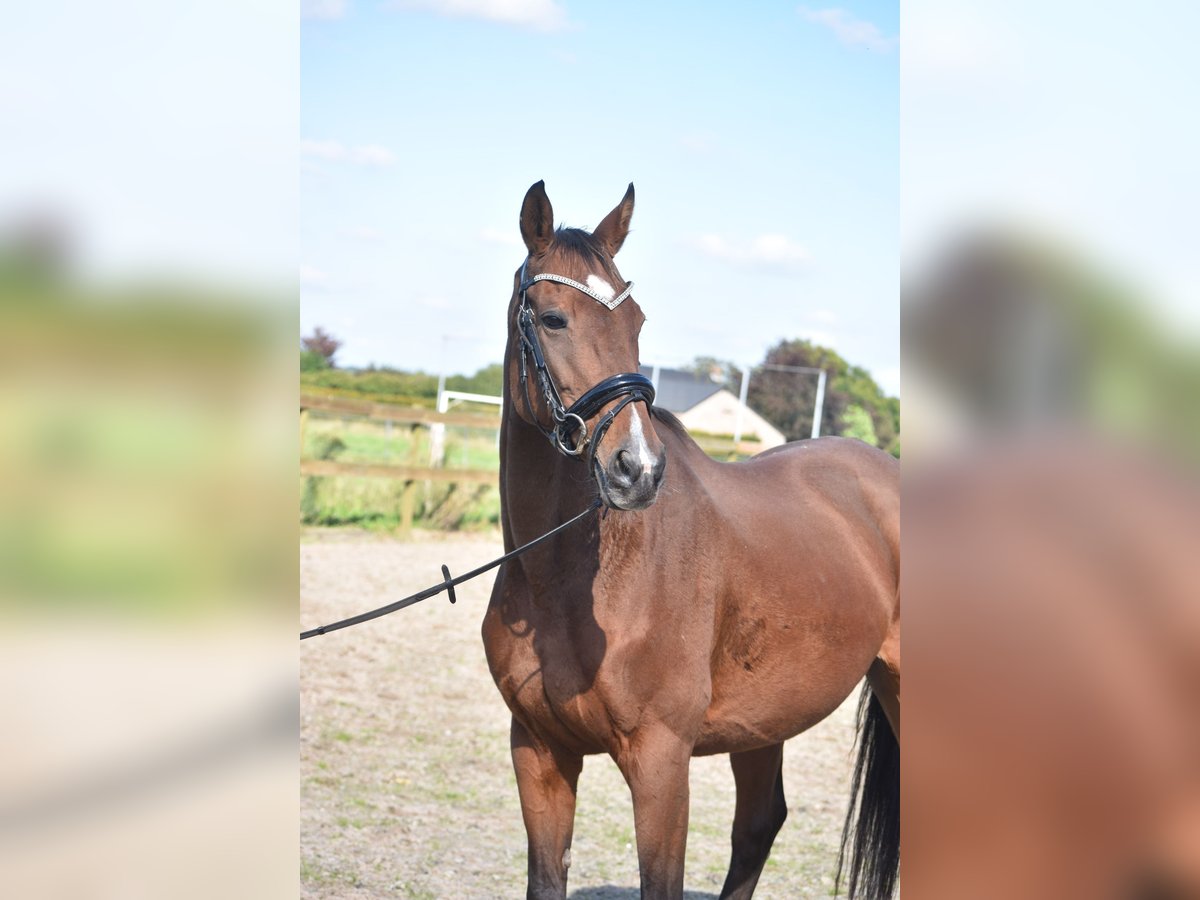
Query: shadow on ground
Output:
[[569, 889, 718, 900]]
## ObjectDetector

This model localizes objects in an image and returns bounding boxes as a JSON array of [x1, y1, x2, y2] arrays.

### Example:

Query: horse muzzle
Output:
[[595, 442, 667, 511]]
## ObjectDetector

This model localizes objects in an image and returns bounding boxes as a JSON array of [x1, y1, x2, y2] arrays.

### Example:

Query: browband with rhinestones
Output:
[[519, 272, 634, 310]]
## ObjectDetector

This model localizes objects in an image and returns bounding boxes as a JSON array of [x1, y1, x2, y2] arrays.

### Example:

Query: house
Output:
[[640, 365, 787, 449]]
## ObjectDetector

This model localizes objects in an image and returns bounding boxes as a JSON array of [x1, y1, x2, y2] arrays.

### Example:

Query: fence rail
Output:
[[299, 458, 496, 484], [300, 392, 501, 429]]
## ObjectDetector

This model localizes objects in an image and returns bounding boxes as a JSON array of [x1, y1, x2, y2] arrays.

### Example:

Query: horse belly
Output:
[[694, 581, 890, 755], [694, 665, 868, 755]]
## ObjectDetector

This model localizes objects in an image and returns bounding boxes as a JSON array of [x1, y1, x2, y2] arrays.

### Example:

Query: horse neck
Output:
[[498, 394, 597, 549]]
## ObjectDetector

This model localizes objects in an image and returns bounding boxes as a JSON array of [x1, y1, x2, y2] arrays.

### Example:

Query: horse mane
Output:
[[649, 405, 690, 438]]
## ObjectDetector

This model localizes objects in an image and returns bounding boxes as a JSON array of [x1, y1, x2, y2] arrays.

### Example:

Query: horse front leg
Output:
[[616, 723, 694, 899], [510, 716, 582, 900]]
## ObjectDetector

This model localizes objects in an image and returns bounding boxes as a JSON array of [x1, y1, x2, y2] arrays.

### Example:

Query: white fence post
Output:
[[733, 367, 750, 444], [811, 369, 827, 439], [430, 374, 448, 467]]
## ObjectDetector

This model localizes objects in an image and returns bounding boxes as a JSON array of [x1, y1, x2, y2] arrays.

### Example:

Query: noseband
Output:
[[516, 259, 655, 466]]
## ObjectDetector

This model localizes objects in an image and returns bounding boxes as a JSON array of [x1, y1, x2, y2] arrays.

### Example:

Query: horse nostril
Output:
[[615, 449, 637, 481], [651, 452, 666, 487]]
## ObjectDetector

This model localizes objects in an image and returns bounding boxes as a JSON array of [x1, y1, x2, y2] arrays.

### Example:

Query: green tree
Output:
[[837, 363, 899, 453], [447, 363, 504, 397], [301, 349, 329, 372], [747, 339, 848, 441], [302, 366, 440, 399], [746, 338, 899, 454], [840, 405, 878, 445], [301, 326, 342, 367]]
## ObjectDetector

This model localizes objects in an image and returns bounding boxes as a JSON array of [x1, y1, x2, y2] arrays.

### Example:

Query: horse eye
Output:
[[541, 312, 568, 330]]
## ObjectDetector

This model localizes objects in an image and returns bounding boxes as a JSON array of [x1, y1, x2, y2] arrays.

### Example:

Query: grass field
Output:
[[301, 414, 501, 531]]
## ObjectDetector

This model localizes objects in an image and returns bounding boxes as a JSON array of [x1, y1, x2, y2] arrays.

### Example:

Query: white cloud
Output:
[[388, 0, 569, 32], [478, 226, 521, 247], [811, 308, 838, 324], [798, 7, 896, 52], [300, 139, 396, 167], [694, 233, 812, 272], [302, 0, 349, 20]]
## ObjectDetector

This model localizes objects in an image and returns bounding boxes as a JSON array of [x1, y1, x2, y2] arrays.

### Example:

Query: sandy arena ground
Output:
[[301, 529, 859, 899]]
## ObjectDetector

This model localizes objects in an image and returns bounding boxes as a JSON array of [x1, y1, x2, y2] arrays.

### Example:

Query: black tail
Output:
[[836, 684, 900, 898]]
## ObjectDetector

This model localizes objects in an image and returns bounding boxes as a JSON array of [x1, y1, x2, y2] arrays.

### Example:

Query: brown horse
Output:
[[482, 181, 900, 899]]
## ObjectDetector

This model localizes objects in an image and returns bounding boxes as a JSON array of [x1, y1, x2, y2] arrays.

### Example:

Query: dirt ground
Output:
[[301, 529, 860, 899]]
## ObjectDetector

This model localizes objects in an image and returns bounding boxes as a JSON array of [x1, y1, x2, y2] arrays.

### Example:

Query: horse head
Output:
[[507, 180, 666, 510]]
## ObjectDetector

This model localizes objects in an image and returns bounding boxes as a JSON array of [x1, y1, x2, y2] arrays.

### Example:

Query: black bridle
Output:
[[516, 258, 655, 469]]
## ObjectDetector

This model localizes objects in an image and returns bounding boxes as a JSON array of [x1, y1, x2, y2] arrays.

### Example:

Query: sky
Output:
[[301, 1, 900, 395], [1, 3, 296, 290], [902, 0, 1200, 337], [4, 1, 1193, 404]]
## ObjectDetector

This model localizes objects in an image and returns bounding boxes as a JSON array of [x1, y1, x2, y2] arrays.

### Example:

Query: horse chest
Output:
[[491, 640, 617, 754], [484, 581, 699, 755]]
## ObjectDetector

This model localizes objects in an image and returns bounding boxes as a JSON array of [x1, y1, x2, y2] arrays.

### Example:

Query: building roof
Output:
[[640, 365, 725, 412]]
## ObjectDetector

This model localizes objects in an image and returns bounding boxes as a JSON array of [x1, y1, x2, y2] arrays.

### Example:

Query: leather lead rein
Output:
[[300, 498, 602, 639]]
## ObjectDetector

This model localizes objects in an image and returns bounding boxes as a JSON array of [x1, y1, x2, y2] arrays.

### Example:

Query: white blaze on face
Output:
[[627, 406, 655, 475], [586, 273, 615, 302]]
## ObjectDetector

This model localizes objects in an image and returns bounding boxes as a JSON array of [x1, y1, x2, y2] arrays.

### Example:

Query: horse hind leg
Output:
[[719, 742, 787, 900]]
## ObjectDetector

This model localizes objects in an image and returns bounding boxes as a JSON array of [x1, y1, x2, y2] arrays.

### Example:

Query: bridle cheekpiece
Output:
[[516, 258, 656, 466]]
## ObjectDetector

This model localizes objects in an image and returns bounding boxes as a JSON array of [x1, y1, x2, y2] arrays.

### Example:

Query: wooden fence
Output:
[[300, 393, 501, 536], [301, 391, 767, 533]]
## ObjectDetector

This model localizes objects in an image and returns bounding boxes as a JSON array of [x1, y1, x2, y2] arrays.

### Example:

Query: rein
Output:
[[299, 498, 602, 639]]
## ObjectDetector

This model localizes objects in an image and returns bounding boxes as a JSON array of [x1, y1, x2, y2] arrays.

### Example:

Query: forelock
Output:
[[549, 227, 607, 267]]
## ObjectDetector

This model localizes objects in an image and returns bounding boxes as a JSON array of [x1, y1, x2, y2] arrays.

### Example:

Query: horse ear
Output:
[[594, 183, 635, 257], [519, 180, 555, 257]]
